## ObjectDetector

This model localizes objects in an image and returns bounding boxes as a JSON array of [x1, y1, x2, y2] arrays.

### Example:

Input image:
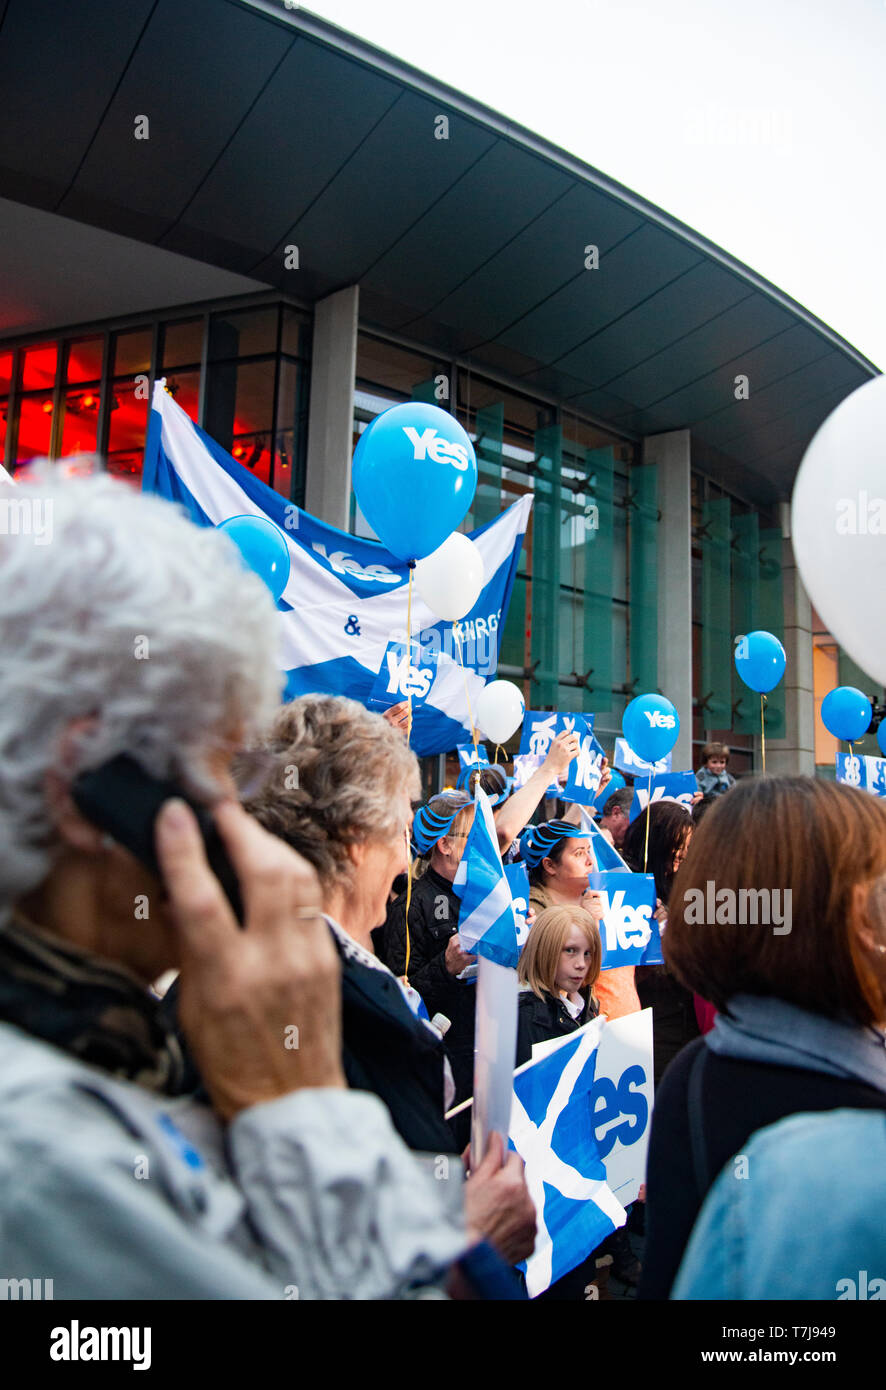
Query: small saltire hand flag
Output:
[[452, 785, 519, 970], [510, 1017, 627, 1297]]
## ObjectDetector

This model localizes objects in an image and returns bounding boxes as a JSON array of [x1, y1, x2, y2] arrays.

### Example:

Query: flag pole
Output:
[[453, 627, 480, 757], [403, 563, 415, 982], [642, 770, 652, 872]]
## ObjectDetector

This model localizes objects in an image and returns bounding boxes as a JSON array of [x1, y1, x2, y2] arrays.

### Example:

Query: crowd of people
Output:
[[1, 470, 885, 1301]]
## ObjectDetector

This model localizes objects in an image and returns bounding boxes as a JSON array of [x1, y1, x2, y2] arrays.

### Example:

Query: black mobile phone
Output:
[[71, 753, 244, 925]]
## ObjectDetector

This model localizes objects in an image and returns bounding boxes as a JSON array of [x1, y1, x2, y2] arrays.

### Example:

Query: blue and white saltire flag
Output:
[[510, 1017, 627, 1297], [613, 737, 672, 777], [628, 770, 699, 822], [504, 863, 531, 951], [142, 383, 532, 756], [837, 752, 886, 797], [587, 871, 663, 968], [452, 785, 520, 970]]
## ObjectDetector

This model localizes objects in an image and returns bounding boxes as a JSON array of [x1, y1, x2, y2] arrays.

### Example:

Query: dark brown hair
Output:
[[664, 775, 886, 1023], [622, 800, 693, 905], [701, 741, 730, 763]]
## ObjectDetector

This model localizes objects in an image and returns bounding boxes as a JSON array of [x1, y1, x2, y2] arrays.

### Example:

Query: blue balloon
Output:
[[734, 630, 786, 694], [622, 694, 680, 765], [593, 768, 626, 810], [878, 722, 886, 758], [217, 515, 291, 603], [821, 686, 872, 743], [352, 402, 478, 562]]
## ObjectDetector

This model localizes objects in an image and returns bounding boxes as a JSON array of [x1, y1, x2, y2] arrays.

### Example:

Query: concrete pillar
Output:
[[643, 429, 693, 769], [305, 285, 359, 530], [757, 521, 815, 774]]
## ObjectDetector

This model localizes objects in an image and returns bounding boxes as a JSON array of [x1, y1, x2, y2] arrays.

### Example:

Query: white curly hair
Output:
[[0, 467, 283, 904]]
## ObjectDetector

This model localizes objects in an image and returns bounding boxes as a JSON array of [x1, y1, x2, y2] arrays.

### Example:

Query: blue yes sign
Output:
[[368, 640, 438, 710], [587, 871, 663, 968], [628, 770, 699, 823], [589, 1063, 649, 1160]]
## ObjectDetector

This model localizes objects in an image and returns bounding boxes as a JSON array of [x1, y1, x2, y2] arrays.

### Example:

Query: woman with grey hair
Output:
[[0, 469, 467, 1299], [238, 695, 537, 1268]]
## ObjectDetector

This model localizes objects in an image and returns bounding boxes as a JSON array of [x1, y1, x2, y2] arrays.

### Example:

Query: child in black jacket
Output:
[[515, 905, 601, 1068]]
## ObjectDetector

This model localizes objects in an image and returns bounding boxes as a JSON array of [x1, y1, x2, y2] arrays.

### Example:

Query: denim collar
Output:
[[707, 993, 886, 1095]]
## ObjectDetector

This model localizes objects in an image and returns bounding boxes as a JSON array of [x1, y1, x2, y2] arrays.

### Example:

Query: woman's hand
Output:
[[542, 729, 580, 782], [597, 756, 612, 799], [444, 932, 478, 977], [156, 798, 345, 1122], [381, 701, 410, 739], [581, 888, 606, 925], [463, 1132, 537, 1265]]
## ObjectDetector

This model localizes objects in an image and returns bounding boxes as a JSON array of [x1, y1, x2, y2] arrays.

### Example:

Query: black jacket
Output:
[[516, 988, 598, 1068], [380, 868, 476, 1102], [160, 924, 459, 1156], [635, 964, 700, 1086], [638, 1035, 886, 1300]]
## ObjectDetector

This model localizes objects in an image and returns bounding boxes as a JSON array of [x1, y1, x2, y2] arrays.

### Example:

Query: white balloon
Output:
[[414, 532, 485, 621], [475, 679, 525, 745], [791, 375, 886, 687]]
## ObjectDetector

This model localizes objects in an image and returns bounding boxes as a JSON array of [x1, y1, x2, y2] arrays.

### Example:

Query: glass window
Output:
[[205, 358, 275, 488], [112, 329, 152, 378], [66, 336, 103, 385], [15, 393, 54, 463], [0, 400, 8, 464], [356, 334, 440, 405], [274, 357, 308, 502], [107, 385, 149, 487], [0, 351, 13, 396], [161, 319, 203, 370], [59, 386, 100, 458], [19, 343, 57, 392], [281, 306, 309, 359], [163, 371, 200, 424], [209, 307, 278, 361]]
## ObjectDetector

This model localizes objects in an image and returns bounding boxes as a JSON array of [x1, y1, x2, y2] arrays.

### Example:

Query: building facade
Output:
[[0, 0, 880, 776]]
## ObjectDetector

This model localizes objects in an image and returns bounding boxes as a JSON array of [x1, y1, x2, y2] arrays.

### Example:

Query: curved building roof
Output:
[[0, 0, 876, 503]]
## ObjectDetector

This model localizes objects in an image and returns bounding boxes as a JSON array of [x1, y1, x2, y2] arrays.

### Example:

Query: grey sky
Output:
[[306, 0, 885, 370]]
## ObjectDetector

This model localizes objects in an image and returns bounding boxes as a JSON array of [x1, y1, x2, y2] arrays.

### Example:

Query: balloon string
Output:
[[404, 566, 414, 982], [494, 743, 503, 766], [454, 628, 480, 756], [643, 770, 652, 873], [760, 693, 766, 775]]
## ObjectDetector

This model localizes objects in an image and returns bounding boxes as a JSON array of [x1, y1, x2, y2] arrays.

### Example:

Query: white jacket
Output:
[[0, 1022, 466, 1299]]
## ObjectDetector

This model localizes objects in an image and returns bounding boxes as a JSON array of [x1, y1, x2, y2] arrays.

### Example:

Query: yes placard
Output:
[[587, 871, 662, 968], [628, 771, 699, 823], [367, 640, 438, 711]]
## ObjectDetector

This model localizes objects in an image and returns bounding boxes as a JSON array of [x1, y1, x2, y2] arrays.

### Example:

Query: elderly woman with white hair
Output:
[[0, 468, 470, 1300]]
